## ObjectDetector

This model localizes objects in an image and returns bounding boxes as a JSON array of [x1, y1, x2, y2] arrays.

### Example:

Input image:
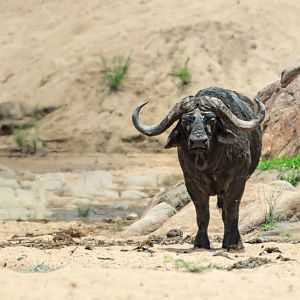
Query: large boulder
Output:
[[123, 202, 177, 236], [143, 181, 190, 216], [127, 177, 300, 237], [256, 63, 300, 158]]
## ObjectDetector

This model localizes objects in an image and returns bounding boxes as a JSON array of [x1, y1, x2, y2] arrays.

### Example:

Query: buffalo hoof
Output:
[[194, 232, 210, 249], [227, 241, 244, 253]]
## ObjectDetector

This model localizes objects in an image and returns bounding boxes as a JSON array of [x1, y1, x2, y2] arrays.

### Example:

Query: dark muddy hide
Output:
[[132, 87, 265, 251]]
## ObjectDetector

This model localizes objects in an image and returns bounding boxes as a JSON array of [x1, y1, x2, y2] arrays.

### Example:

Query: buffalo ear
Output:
[[216, 121, 239, 144], [164, 126, 181, 149]]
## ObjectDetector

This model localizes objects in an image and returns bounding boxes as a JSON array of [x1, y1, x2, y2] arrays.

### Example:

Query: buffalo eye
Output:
[[205, 116, 216, 126]]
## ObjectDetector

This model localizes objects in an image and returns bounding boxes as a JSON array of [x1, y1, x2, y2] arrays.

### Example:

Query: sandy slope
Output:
[[1, 0, 300, 153]]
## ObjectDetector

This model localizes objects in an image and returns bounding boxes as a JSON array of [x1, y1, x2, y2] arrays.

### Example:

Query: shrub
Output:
[[13, 124, 40, 154], [76, 204, 90, 218], [169, 57, 192, 85], [101, 54, 131, 91]]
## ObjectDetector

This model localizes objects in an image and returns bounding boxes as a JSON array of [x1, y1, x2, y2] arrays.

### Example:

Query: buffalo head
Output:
[[132, 95, 265, 153]]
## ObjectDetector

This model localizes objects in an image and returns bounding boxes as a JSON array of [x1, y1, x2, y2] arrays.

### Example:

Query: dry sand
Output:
[[1, 0, 300, 153], [0, 0, 300, 299], [0, 220, 299, 300]]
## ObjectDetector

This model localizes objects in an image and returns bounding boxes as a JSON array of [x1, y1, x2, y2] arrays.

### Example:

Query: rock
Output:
[[15, 189, 37, 209], [124, 173, 158, 189], [126, 213, 138, 221], [153, 180, 300, 236], [19, 180, 36, 190], [157, 173, 182, 186], [281, 62, 300, 87], [0, 177, 19, 189], [45, 192, 72, 208], [18, 171, 36, 181], [154, 198, 224, 237], [166, 228, 183, 238], [64, 170, 114, 197], [255, 63, 300, 158], [269, 180, 296, 192], [111, 203, 129, 210], [0, 164, 16, 179], [93, 189, 119, 200], [35, 173, 65, 196], [249, 170, 280, 184], [120, 190, 149, 199], [276, 192, 300, 222], [0, 208, 32, 220], [144, 181, 190, 215], [123, 203, 176, 236], [0, 187, 17, 207], [72, 198, 91, 208]]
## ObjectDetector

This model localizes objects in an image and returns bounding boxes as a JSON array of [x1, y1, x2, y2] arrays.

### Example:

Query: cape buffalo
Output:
[[132, 87, 266, 251]]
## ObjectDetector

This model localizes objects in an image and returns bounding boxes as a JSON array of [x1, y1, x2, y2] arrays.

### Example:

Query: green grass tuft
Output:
[[258, 156, 300, 171], [76, 204, 90, 218], [13, 124, 40, 154], [101, 54, 131, 91], [259, 217, 277, 232], [169, 57, 192, 85]]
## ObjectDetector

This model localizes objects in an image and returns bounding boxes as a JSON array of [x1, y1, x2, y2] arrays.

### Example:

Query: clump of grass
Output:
[[110, 218, 124, 233], [258, 156, 300, 171], [257, 184, 285, 232], [13, 124, 40, 154], [281, 232, 291, 239], [23, 263, 54, 273], [101, 54, 131, 91], [169, 57, 192, 85], [279, 171, 299, 187], [164, 256, 219, 273], [76, 204, 90, 218], [258, 156, 300, 186], [13, 127, 27, 150], [260, 217, 277, 232]]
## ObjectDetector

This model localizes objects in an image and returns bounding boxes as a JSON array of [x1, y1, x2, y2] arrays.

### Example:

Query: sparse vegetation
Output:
[[76, 204, 90, 218], [281, 232, 291, 239], [164, 256, 219, 273], [13, 124, 40, 154], [258, 156, 300, 171], [169, 57, 192, 85], [110, 218, 124, 233], [279, 171, 299, 187], [101, 54, 131, 91], [260, 217, 277, 232], [23, 263, 54, 273], [257, 184, 285, 232], [258, 156, 300, 186]]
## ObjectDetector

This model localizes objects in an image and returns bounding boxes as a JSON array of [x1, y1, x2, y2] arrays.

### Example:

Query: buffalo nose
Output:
[[189, 137, 208, 149]]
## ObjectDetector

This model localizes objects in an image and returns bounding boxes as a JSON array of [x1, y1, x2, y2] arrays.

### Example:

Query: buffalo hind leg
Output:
[[221, 179, 246, 251], [186, 183, 210, 249]]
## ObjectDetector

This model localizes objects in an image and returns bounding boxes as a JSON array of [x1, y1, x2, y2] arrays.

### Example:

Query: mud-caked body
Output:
[[132, 87, 265, 250]]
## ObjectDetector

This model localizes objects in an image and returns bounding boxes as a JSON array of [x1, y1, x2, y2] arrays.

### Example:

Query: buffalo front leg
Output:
[[186, 182, 210, 249], [221, 179, 246, 251]]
